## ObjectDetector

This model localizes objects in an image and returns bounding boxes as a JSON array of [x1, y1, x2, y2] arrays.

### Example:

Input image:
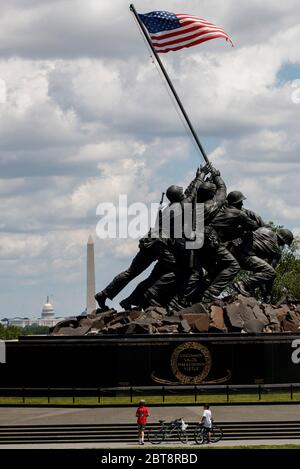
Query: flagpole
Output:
[[129, 3, 210, 165]]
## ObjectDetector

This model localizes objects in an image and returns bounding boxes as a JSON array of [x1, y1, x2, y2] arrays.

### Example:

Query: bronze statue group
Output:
[[95, 164, 293, 312]]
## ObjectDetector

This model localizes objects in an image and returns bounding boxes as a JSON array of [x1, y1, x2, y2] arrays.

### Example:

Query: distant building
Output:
[[2, 317, 30, 328], [4, 297, 62, 328]]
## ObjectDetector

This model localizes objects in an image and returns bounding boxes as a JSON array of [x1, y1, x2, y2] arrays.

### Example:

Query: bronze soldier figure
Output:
[[94, 165, 209, 310], [168, 188, 265, 306], [117, 164, 212, 309], [233, 227, 294, 302], [167, 166, 234, 308], [212, 191, 264, 243]]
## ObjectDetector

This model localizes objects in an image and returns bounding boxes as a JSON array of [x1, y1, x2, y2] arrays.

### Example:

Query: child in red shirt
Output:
[[136, 399, 150, 445]]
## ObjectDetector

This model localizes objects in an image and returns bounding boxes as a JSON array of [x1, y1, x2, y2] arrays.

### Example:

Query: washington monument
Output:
[[86, 235, 96, 314]]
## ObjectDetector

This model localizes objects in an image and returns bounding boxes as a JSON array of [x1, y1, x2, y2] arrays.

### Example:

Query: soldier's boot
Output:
[[119, 298, 132, 311], [201, 290, 220, 304], [95, 291, 108, 309], [167, 296, 188, 314], [95, 306, 110, 315], [233, 281, 251, 297]]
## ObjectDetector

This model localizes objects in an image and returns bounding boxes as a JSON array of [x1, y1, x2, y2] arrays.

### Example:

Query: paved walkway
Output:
[[0, 405, 299, 449], [0, 439, 299, 449], [0, 404, 300, 426]]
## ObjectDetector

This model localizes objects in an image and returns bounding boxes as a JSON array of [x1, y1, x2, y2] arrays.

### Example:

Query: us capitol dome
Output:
[[41, 296, 55, 320]]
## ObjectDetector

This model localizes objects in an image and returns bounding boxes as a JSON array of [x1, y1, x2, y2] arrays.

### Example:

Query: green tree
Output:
[[0, 324, 23, 340], [22, 324, 49, 335], [263, 222, 300, 301], [272, 243, 300, 301], [0, 323, 49, 340]]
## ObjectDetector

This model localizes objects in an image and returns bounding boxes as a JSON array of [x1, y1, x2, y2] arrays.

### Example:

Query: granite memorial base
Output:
[[1, 333, 300, 388]]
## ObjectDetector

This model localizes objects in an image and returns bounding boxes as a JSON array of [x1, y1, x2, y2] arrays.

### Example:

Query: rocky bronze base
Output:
[[50, 295, 300, 336]]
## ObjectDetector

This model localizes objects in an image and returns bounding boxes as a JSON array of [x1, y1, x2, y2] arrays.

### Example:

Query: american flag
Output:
[[139, 11, 233, 53]]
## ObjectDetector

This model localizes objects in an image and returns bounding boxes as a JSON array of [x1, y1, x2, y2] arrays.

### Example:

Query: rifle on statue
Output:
[[158, 191, 165, 238]]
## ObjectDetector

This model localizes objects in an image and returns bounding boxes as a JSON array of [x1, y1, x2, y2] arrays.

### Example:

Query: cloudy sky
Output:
[[0, 0, 299, 318]]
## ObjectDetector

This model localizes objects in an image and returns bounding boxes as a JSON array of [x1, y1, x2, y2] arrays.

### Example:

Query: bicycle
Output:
[[194, 423, 223, 444], [148, 418, 189, 444]]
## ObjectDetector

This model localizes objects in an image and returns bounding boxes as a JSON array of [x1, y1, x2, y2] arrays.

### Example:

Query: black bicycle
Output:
[[148, 418, 189, 444], [194, 423, 223, 444]]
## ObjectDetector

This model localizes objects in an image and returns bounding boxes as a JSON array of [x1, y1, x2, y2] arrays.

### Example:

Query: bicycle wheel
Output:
[[211, 425, 223, 443], [148, 429, 165, 444], [178, 429, 188, 444], [194, 426, 205, 445]]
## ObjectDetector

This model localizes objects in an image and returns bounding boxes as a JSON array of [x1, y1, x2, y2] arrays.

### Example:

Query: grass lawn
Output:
[[0, 392, 299, 405]]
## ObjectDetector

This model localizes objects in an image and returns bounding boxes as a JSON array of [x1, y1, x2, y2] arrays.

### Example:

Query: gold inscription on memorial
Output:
[[171, 342, 212, 384]]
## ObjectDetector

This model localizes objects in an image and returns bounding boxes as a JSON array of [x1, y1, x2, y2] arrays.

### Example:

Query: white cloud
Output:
[[0, 233, 48, 259]]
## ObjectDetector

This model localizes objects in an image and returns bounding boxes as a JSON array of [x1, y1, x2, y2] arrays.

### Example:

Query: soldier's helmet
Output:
[[227, 191, 247, 206], [166, 185, 184, 203], [277, 228, 294, 246]]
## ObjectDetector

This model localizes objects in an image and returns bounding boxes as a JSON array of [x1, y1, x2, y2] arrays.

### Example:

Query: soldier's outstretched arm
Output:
[[184, 164, 210, 202], [211, 167, 227, 209]]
